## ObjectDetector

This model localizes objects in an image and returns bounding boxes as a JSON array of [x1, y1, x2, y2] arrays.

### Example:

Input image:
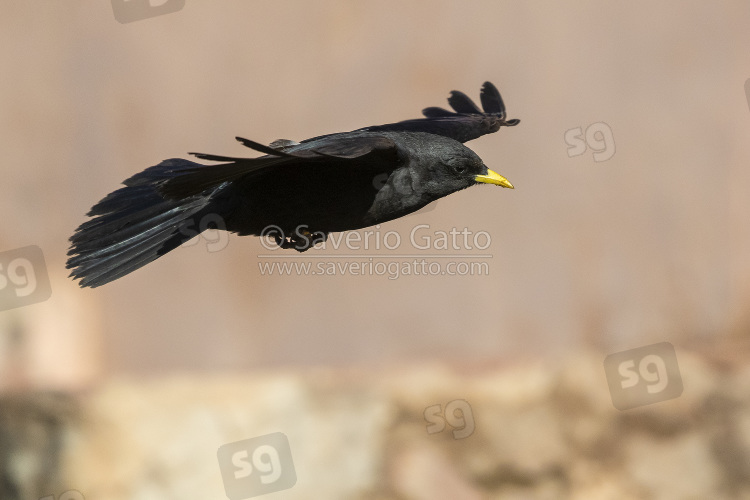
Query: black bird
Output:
[[67, 81, 519, 287]]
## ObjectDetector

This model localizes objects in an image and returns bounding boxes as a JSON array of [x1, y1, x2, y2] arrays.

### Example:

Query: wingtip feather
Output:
[[447, 90, 482, 114], [480, 81, 505, 115]]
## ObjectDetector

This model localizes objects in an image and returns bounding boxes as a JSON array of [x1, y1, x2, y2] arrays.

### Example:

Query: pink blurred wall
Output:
[[1, 1, 749, 385]]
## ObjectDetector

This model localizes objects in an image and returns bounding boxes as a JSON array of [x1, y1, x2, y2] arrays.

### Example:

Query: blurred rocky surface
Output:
[[0, 392, 76, 500], [3, 341, 750, 499]]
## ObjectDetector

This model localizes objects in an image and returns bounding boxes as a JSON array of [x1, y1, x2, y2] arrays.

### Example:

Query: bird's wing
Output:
[[157, 135, 400, 200], [357, 81, 519, 144]]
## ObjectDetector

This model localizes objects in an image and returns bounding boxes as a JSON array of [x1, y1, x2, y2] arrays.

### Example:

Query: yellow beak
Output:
[[474, 169, 514, 189]]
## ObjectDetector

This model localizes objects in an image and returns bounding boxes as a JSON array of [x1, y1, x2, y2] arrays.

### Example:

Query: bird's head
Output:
[[422, 143, 513, 198]]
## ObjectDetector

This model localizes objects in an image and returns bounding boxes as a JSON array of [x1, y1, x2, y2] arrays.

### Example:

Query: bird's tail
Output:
[[67, 159, 227, 288]]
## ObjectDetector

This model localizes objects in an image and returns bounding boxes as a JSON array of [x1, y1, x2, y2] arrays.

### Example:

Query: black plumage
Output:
[[67, 82, 519, 287]]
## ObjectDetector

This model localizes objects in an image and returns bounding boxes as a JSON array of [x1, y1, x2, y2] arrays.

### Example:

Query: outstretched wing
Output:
[[157, 135, 400, 200], [358, 81, 519, 143]]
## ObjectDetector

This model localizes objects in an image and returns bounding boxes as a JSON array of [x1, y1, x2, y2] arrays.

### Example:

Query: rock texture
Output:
[[3, 345, 750, 499]]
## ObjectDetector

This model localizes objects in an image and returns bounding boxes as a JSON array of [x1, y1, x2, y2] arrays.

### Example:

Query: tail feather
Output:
[[71, 197, 199, 253], [67, 159, 224, 288], [71, 222, 189, 287], [69, 202, 198, 266]]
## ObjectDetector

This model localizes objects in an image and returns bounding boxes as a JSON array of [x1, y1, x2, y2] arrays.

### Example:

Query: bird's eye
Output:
[[453, 164, 466, 174]]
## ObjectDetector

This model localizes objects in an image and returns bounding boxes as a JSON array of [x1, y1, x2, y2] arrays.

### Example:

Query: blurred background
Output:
[[1, 1, 750, 498]]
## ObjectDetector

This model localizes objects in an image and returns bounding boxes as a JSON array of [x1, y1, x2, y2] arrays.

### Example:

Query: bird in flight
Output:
[[67, 81, 520, 287]]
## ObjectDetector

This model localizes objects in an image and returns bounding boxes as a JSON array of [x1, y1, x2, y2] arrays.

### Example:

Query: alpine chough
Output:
[[67, 81, 519, 287]]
